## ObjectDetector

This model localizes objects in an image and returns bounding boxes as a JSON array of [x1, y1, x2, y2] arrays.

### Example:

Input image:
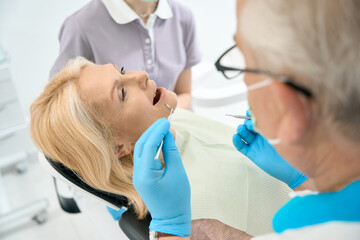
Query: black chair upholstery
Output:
[[44, 156, 150, 239], [119, 211, 152, 240], [45, 156, 128, 208]]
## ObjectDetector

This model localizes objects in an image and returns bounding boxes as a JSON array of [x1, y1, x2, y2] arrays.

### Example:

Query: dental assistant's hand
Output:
[[133, 119, 191, 237], [232, 111, 307, 189]]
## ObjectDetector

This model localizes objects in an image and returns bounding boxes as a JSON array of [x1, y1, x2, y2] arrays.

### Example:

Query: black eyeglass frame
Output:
[[215, 45, 313, 98]]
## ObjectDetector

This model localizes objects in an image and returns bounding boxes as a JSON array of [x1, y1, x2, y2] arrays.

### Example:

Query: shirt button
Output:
[[146, 59, 153, 65], [145, 38, 151, 44]]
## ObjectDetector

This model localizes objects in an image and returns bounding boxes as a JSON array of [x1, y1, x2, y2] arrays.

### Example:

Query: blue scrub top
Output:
[[273, 180, 360, 233]]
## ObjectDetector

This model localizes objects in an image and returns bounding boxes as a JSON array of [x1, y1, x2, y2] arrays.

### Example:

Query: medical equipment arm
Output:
[[133, 119, 191, 237], [232, 113, 307, 189]]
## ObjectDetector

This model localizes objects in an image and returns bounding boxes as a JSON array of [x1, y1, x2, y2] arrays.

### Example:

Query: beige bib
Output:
[[171, 109, 291, 236]]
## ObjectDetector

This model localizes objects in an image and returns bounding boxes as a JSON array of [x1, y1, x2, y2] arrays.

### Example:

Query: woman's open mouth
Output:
[[153, 87, 166, 106]]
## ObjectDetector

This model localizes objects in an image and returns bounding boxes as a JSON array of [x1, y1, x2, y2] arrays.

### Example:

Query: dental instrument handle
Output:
[[225, 114, 251, 120], [154, 104, 174, 160], [154, 140, 163, 160]]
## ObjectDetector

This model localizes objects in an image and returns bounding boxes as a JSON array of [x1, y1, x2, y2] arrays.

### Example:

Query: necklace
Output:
[[137, 0, 159, 19]]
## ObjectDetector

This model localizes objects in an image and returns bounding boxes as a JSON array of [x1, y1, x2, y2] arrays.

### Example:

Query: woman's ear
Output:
[[116, 143, 133, 158], [270, 81, 311, 145]]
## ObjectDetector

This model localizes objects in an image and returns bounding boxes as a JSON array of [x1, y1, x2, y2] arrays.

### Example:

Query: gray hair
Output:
[[240, 0, 360, 140]]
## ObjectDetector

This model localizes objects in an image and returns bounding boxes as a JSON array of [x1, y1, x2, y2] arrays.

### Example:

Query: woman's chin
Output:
[[166, 90, 178, 110]]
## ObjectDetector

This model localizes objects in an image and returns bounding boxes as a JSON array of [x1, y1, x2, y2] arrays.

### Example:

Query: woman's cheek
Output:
[[168, 91, 178, 110]]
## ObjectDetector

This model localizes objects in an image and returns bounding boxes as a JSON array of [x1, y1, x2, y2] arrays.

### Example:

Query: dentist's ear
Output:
[[270, 81, 312, 145], [116, 143, 134, 158]]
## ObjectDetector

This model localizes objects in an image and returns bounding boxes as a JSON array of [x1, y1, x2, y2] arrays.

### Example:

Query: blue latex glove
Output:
[[106, 206, 126, 220], [133, 119, 191, 237], [232, 111, 307, 189]]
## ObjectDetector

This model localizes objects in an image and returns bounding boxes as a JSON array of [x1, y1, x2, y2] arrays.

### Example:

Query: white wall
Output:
[[0, 0, 89, 118], [0, 0, 236, 118]]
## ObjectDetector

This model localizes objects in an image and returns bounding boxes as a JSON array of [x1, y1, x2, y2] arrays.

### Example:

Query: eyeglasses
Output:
[[215, 45, 313, 98]]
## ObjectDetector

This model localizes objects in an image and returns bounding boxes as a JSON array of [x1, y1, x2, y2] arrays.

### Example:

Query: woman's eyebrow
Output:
[[110, 78, 119, 101], [110, 63, 121, 101]]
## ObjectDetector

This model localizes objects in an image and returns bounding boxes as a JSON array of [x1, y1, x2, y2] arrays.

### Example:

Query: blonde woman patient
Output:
[[30, 57, 291, 239]]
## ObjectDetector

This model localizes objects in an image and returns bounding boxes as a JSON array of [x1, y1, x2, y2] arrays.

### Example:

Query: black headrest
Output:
[[45, 156, 129, 209]]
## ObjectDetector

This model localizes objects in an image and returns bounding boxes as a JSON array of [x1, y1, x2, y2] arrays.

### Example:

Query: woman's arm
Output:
[[190, 219, 253, 240], [158, 219, 253, 240], [174, 68, 192, 110]]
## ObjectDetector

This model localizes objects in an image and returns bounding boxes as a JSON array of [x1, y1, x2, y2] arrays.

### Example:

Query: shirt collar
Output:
[[101, 0, 173, 25], [289, 190, 318, 198]]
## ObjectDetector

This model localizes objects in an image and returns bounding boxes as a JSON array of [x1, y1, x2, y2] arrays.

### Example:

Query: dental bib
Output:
[[170, 109, 292, 236]]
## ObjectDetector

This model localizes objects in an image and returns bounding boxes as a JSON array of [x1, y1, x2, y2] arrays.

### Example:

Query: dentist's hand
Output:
[[133, 119, 191, 237], [232, 111, 307, 189]]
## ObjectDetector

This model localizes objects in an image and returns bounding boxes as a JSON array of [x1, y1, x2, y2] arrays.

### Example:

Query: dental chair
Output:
[[38, 59, 247, 240], [38, 153, 151, 240]]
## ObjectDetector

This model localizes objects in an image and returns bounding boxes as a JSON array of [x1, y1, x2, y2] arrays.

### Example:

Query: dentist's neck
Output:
[[310, 132, 360, 192]]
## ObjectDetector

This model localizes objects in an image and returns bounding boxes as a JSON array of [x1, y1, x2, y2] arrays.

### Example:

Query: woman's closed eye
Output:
[[117, 67, 126, 102], [119, 87, 127, 102]]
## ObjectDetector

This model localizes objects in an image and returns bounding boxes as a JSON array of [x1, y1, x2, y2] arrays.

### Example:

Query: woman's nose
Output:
[[136, 71, 149, 89], [124, 70, 149, 89]]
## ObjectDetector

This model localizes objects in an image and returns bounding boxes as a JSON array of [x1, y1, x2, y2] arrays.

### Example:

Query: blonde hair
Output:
[[240, 0, 360, 140], [30, 57, 147, 219]]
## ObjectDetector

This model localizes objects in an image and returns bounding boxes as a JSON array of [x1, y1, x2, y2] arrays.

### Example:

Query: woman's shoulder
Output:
[[171, 109, 235, 145], [172, 109, 235, 129]]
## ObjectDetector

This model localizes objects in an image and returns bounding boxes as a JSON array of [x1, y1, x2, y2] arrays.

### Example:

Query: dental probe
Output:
[[165, 104, 175, 118], [154, 104, 174, 160], [225, 114, 251, 120]]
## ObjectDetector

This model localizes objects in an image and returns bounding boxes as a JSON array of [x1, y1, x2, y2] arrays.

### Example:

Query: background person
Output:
[[50, 0, 201, 109], [132, 0, 360, 239]]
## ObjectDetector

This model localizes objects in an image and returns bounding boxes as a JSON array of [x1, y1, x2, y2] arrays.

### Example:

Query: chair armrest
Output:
[[192, 82, 247, 107], [192, 63, 248, 108], [119, 211, 151, 240]]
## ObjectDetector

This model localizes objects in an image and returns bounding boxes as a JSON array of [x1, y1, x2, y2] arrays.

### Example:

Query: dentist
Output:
[[133, 0, 360, 239]]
